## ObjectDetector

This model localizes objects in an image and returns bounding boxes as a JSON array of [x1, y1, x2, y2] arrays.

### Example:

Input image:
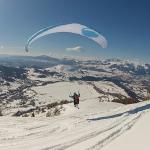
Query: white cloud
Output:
[[66, 46, 83, 52]]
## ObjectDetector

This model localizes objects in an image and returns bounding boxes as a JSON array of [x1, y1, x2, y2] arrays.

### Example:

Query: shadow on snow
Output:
[[87, 103, 150, 121]]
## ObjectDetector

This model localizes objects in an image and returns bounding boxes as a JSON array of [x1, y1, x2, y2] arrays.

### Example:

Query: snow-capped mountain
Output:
[[0, 55, 150, 150], [0, 55, 150, 108]]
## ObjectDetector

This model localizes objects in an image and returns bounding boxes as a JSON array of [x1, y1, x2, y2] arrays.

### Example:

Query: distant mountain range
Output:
[[0, 55, 150, 75], [0, 55, 150, 105]]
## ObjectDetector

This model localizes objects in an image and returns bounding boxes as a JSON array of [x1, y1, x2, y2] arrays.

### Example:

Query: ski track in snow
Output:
[[48, 110, 143, 150], [0, 100, 150, 150]]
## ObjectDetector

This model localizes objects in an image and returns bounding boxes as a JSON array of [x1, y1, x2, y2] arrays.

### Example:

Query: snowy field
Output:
[[30, 81, 100, 105], [0, 95, 150, 149], [103, 110, 150, 150]]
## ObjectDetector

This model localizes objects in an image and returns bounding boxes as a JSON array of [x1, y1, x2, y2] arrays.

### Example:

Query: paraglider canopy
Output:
[[25, 23, 107, 52]]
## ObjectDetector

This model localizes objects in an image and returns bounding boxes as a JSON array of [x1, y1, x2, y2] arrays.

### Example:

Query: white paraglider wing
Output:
[[25, 23, 107, 52]]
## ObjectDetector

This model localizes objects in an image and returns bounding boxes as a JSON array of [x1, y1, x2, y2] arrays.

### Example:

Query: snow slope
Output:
[[31, 81, 100, 104], [0, 96, 150, 150], [102, 105, 150, 150]]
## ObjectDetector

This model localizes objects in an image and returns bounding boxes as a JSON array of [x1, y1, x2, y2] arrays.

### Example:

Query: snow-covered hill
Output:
[[0, 55, 150, 113], [0, 97, 150, 150], [0, 55, 150, 149], [103, 109, 150, 150]]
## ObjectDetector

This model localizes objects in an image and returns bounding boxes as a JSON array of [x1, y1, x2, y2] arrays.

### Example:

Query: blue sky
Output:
[[0, 0, 150, 62]]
